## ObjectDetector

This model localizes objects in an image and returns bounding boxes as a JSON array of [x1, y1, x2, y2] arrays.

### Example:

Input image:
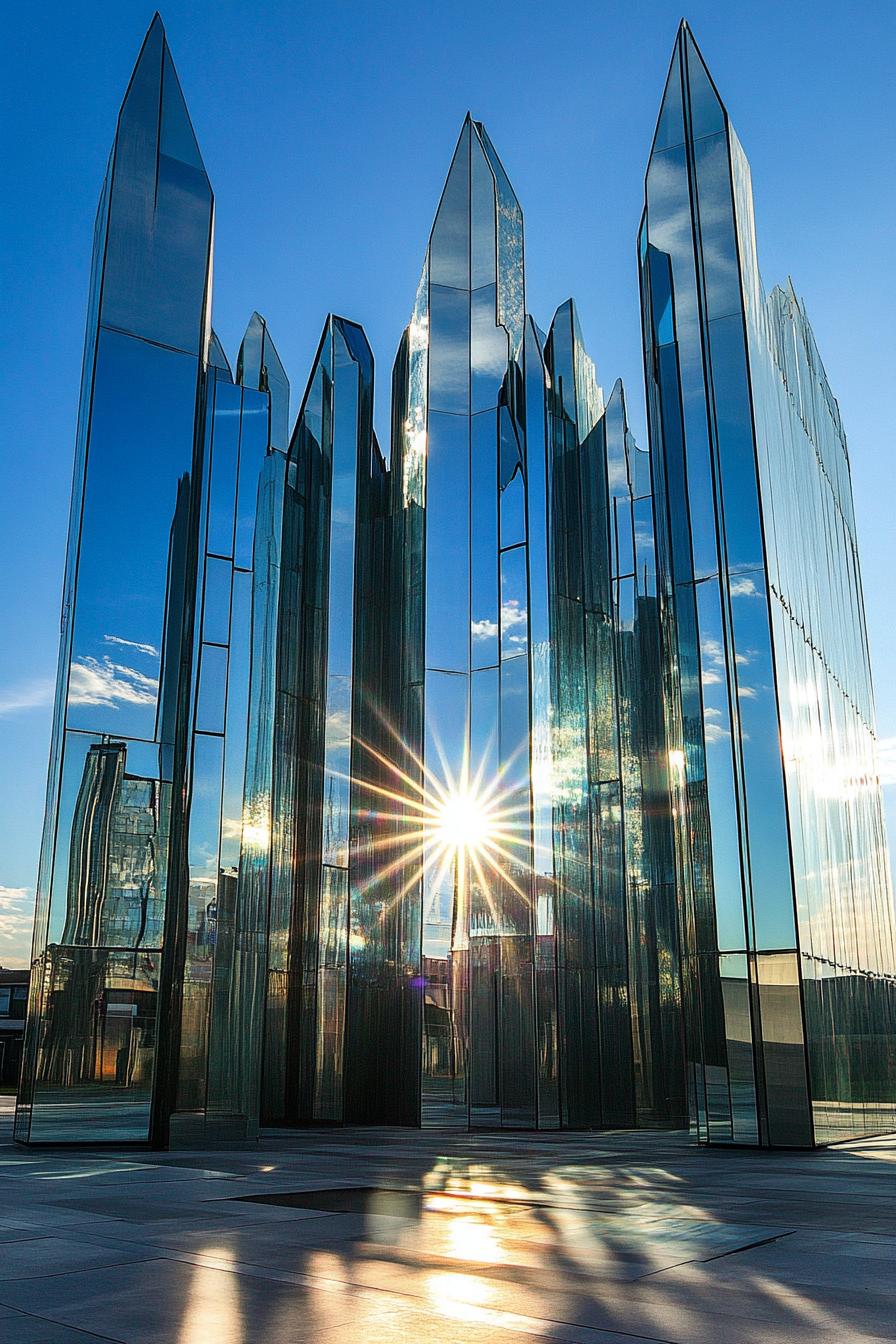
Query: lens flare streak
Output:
[[338, 713, 536, 933]]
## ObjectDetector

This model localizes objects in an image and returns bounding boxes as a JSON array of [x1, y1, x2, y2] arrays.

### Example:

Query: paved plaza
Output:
[[1, 1096, 895, 1343]]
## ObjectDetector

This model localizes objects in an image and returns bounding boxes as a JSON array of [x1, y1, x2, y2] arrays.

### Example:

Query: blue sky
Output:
[[1, 0, 895, 964]]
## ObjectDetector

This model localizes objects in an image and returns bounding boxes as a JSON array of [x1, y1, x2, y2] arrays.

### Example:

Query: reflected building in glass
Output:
[[15, 16, 896, 1150], [639, 22, 896, 1144]]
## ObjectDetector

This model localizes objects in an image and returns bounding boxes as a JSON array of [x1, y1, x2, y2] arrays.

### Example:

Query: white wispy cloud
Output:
[[472, 600, 529, 646], [730, 575, 761, 599], [68, 656, 158, 709], [0, 885, 29, 910], [471, 618, 498, 641], [0, 676, 54, 716], [0, 885, 33, 967], [103, 634, 160, 658], [500, 599, 527, 632], [324, 706, 352, 751]]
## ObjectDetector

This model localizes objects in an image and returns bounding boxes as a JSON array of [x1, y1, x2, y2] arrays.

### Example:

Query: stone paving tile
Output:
[[168, 1237, 884, 1341], [0, 1236, 155, 1281], [311, 1307, 650, 1344], [107, 1207, 339, 1243], [653, 1243, 896, 1293], [109, 1210, 412, 1257], [632, 1266, 896, 1339], [787, 1231, 896, 1256], [0, 1226, 49, 1244], [28, 1175, 260, 1203], [0, 1258, 402, 1344], [0, 1306, 120, 1343]]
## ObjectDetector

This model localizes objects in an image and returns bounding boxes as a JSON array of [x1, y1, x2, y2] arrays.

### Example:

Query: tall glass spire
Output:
[[15, 15, 214, 1144], [13, 19, 289, 1149], [640, 22, 896, 1145], [260, 314, 377, 1127], [386, 117, 539, 1126]]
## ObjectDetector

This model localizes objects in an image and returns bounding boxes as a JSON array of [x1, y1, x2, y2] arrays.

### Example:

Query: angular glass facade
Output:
[[539, 304, 685, 1129], [388, 118, 540, 1128], [15, 17, 896, 1149], [14, 20, 288, 1146], [640, 23, 896, 1145], [261, 315, 377, 1126]]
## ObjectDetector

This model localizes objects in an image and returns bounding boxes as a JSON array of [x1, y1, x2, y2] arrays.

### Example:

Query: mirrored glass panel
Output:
[[67, 331, 199, 744]]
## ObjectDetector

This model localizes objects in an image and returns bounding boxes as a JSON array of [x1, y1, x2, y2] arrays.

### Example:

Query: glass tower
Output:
[[15, 16, 213, 1143], [163, 313, 289, 1146], [261, 314, 377, 1127], [640, 22, 896, 1145], [384, 123, 684, 1130], [15, 18, 895, 1150], [14, 19, 288, 1145], [535, 302, 685, 1129], [387, 117, 538, 1127]]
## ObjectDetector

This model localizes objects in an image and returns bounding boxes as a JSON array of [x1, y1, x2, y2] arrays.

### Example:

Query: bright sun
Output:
[[433, 787, 495, 856], [343, 724, 534, 918]]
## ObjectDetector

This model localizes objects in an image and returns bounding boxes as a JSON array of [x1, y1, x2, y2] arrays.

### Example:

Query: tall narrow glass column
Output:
[[640, 21, 896, 1146], [166, 315, 289, 1145], [603, 383, 686, 1127], [543, 308, 684, 1128], [261, 316, 375, 1125], [389, 118, 537, 1128], [15, 16, 213, 1144]]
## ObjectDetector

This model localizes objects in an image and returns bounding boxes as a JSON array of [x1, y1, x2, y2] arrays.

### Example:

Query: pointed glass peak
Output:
[[236, 311, 263, 383], [116, 15, 207, 176], [448, 118, 473, 188], [651, 26, 685, 153], [208, 329, 233, 381], [333, 315, 374, 387], [160, 44, 205, 169], [421, 115, 523, 340], [651, 20, 726, 155], [237, 313, 290, 453], [100, 15, 211, 354], [551, 297, 586, 350], [604, 379, 633, 494], [474, 122, 516, 196], [117, 15, 164, 133], [546, 299, 602, 437], [682, 23, 726, 139], [429, 111, 523, 211], [428, 119, 472, 287], [525, 314, 547, 354]]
